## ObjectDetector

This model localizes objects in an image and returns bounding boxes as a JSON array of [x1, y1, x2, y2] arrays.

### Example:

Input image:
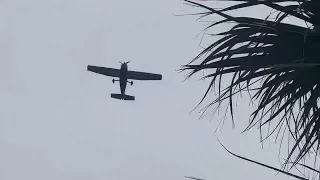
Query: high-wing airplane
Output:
[[87, 61, 162, 101]]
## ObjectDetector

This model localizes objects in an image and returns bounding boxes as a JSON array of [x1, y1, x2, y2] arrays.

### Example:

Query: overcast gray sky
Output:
[[0, 0, 297, 180]]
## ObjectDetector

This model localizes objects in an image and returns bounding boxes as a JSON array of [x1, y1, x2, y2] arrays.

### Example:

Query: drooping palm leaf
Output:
[[185, 140, 311, 180], [217, 140, 309, 180], [181, 0, 320, 170]]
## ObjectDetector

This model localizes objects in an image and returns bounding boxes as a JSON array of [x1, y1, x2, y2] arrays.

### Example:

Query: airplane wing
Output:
[[87, 65, 120, 78], [127, 70, 162, 80]]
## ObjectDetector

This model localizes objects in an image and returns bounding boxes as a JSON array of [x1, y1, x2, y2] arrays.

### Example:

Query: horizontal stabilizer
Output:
[[111, 94, 135, 101]]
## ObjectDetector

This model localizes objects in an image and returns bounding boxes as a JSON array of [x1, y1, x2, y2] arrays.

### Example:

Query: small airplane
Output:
[[87, 61, 162, 100]]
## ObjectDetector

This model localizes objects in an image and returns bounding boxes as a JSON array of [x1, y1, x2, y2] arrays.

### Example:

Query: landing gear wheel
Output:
[[112, 79, 115, 83], [130, 81, 133, 86]]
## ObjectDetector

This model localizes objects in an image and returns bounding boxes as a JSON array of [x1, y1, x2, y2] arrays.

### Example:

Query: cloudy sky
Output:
[[0, 0, 298, 180]]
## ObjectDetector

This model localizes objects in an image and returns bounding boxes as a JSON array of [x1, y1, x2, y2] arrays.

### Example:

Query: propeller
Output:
[[118, 61, 131, 64]]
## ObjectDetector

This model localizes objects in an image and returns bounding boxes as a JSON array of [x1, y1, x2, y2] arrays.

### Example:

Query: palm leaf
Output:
[[181, 0, 320, 171]]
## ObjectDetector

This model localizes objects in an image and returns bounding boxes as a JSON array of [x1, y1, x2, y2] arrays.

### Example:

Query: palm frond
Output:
[[218, 140, 309, 180], [181, 0, 320, 170]]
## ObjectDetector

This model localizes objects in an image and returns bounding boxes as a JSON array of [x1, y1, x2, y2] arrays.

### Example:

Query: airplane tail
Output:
[[111, 93, 135, 101]]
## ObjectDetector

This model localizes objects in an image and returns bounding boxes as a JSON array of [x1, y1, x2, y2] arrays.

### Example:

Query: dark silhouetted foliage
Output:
[[181, 0, 320, 173]]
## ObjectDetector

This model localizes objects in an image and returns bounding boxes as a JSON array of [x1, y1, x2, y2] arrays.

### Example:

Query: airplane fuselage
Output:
[[87, 61, 162, 101], [119, 63, 128, 95]]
